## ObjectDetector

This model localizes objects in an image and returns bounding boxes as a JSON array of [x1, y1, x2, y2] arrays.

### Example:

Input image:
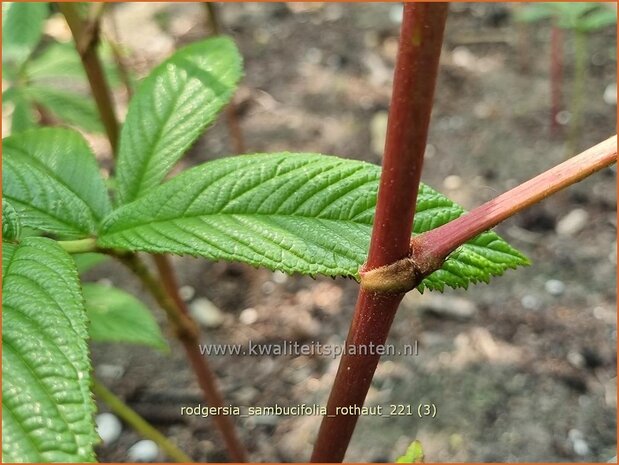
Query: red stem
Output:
[[310, 4, 448, 462], [413, 135, 617, 266], [58, 3, 120, 154], [550, 23, 563, 136]]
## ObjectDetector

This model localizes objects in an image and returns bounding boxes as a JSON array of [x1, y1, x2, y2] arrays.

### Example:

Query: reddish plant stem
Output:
[[58, 2, 120, 155], [550, 23, 563, 136], [310, 4, 448, 462], [413, 135, 617, 267], [62, 6, 248, 459], [203, 1, 246, 154], [118, 253, 248, 463]]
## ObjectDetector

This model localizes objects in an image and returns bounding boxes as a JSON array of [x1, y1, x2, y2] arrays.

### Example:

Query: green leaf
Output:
[[27, 86, 103, 133], [578, 7, 617, 32], [74, 253, 110, 274], [9, 91, 37, 134], [3, 128, 112, 238], [98, 153, 529, 292], [514, 4, 555, 23], [27, 40, 123, 88], [2, 237, 96, 462], [2, 2, 48, 66], [115, 36, 243, 204], [3, 198, 21, 241], [396, 440, 424, 463], [83, 284, 168, 351]]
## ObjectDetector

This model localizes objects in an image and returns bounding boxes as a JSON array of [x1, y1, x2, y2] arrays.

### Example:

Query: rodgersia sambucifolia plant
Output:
[[2, 2, 616, 462]]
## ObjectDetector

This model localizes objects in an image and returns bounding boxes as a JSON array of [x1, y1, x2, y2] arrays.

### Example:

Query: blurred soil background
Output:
[[6, 2, 617, 462]]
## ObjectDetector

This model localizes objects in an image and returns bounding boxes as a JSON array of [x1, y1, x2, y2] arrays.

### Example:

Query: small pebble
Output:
[[96, 413, 122, 445], [239, 307, 258, 325], [603, 83, 617, 105], [179, 285, 195, 302], [567, 350, 585, 368], [127, 440, 160, 462], [521, 294, 541, 310], [573, 438, 590, 456], [556, 208, 589, 236], [443, 175, 463, 190], [370, 111, 389, 156], [545, 279, 566, 296], [96, 364, 125, 381], [272, 270, 288, 284], [261, 281, 276, 295], [189, 298, 224, 328], [556, 110, 571, 125]]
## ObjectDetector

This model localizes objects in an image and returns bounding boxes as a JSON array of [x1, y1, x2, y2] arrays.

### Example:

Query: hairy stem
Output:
[[115, 253, 248, 462], [412, 135, 617, 271], [92, 378, 192, 462], [310, 4, 448, 462], [57, 2, 120, 155]]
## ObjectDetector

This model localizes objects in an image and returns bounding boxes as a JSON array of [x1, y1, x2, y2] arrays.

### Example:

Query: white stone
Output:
[[521, 294, 541, 310], [370, 111, 389, 157], [127, 440, 160, 462], [189, 298, 224, 328], [603, 83, 617, 105], [179, 285, 195, 301], [544, 279, 566, 296], [556, 208, 589, 236], [96, 413, 122, 445], [239, 307, 258, 325]]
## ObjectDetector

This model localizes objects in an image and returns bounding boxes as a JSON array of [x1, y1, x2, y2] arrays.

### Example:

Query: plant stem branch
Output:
[[58, 238, 97, 254], [115, 252, 248, 462], [57, 2, 120, 155], [412, 135, 617, 270], [92, 378, 192, 463], [203, 2, 246, 154], [310, 4, 448, 462]]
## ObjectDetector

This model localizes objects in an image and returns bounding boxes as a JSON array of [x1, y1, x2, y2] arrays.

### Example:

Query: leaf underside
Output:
[[115, 36, 243, 204], [83, 283, 168, 352], [99, 153, 529, 292], [2, 237, 96, 462]]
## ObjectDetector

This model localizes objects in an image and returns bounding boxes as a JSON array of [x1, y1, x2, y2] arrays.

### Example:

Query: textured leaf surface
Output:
[[2, 237, 96, 462], [83, 284, 168, 351], [3, 128, 112, 238], [28, 86, 103, 133], [2, 2, 48, 65], [116, 36, 242, 204], [3, 198, 21, 241], [99, 153, 528, 291]]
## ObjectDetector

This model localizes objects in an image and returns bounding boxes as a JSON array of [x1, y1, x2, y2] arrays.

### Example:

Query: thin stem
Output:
[[107, 7, 134, 99], [203, 2, 246, 154], [310, 4, 448, 462], [413, 135, 617, 269], [550, 23, 563, 136], [57, 2, 120, 155], [115, 253, 248, 462], [568, 29, 587, 153], [58, 238, 97, 254], [92, 379, 192, 463]]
